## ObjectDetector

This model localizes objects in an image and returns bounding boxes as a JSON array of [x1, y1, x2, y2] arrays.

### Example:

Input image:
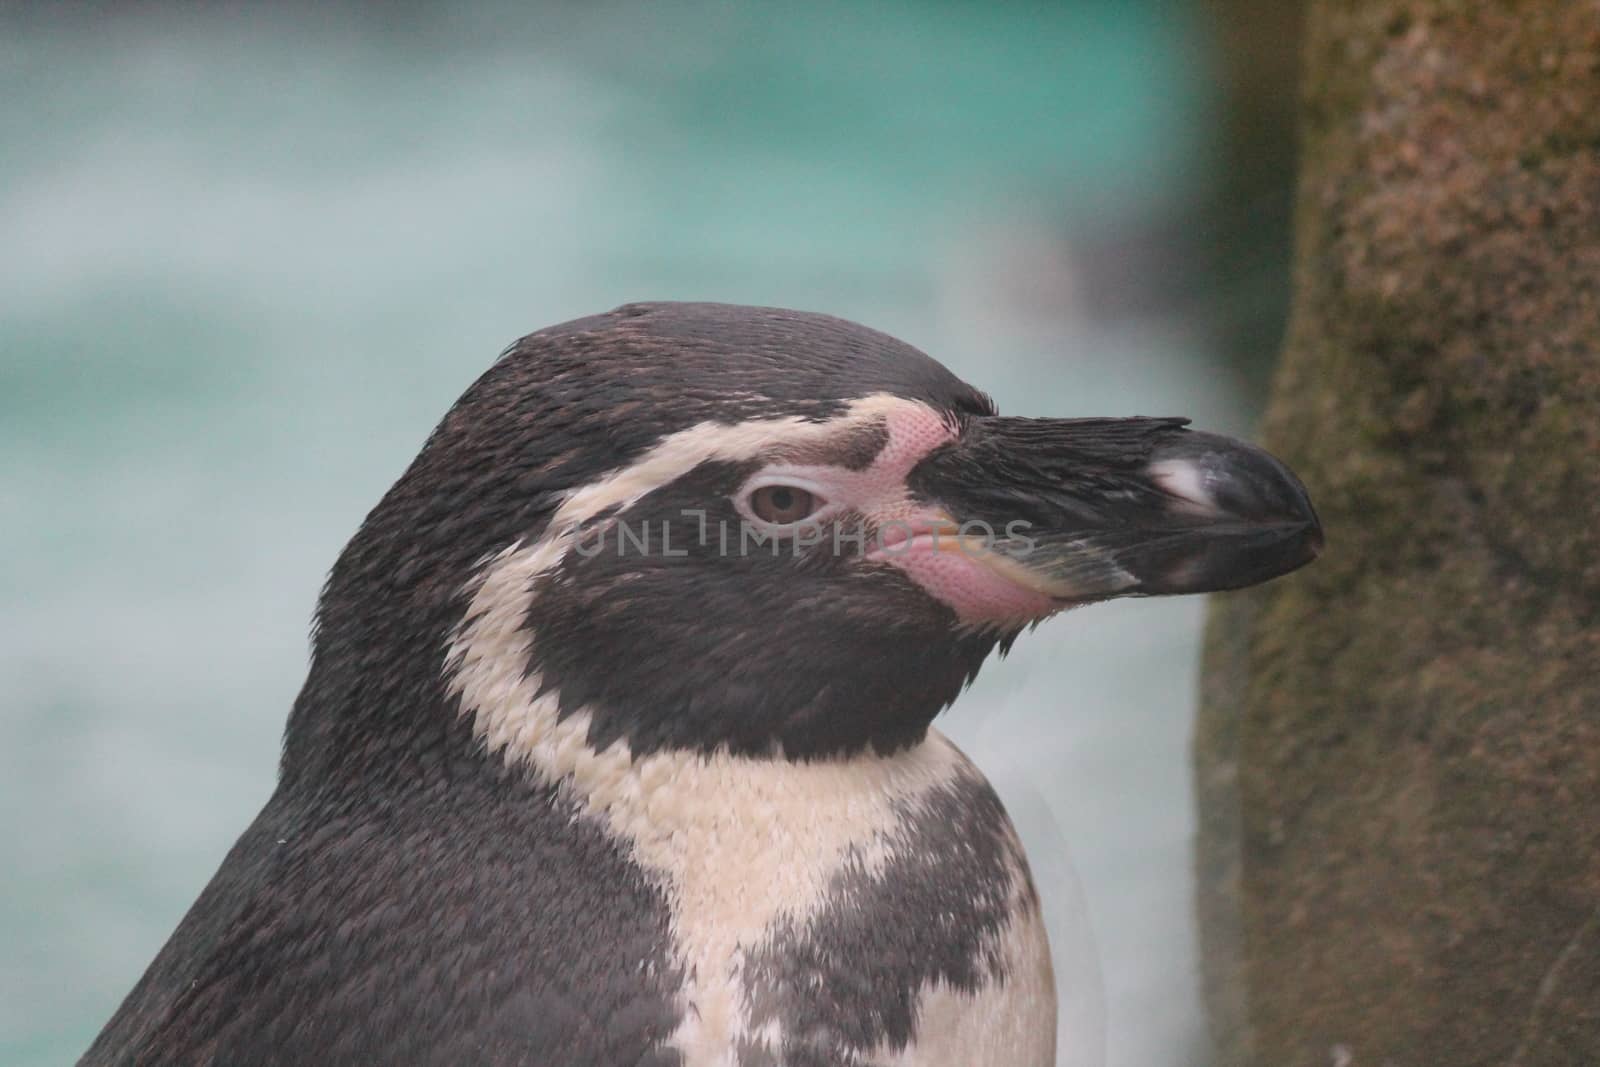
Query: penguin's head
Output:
[[289, 303, 1320, 781]]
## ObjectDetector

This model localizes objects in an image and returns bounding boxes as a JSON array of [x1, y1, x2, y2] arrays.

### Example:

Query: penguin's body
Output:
[[83, 303, 1319, 1066]]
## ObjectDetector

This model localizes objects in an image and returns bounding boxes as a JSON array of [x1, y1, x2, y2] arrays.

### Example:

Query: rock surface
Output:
[[1196, 2, 1600, 1063]]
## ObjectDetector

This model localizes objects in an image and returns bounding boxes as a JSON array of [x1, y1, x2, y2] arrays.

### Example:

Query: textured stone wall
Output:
[[1196, 2, 1600, 1064]]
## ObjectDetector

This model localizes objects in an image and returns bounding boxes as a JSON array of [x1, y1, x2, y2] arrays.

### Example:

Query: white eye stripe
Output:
[[549, 393, 920, 534], [477, 395, 953, 584]]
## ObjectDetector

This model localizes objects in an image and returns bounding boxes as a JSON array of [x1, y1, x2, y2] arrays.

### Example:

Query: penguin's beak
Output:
[[904, 415, 1322, 603]]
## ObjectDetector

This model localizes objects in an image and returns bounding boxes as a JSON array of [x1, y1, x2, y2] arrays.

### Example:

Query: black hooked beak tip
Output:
[[909, 416, 1323, 603], [1138, 429, 1324, 595]]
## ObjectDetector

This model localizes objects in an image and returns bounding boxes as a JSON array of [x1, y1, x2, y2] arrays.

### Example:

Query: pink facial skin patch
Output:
[[861, 405, 1062, 626], [869, 532, 1060, 627], [748, 398, 1065, 627]]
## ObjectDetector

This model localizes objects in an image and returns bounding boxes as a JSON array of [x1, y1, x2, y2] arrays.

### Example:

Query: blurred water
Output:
[[0, 5, 1239, 1065]]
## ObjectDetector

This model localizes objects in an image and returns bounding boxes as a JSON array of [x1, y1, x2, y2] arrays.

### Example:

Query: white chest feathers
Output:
[[445, 541, 1056, 1064], [629, 730, 1055, 1067], [486, 721, 1057, 1066]]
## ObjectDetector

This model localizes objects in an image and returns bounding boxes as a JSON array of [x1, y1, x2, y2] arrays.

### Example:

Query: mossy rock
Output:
[[1196, 2, 1600, 1064]]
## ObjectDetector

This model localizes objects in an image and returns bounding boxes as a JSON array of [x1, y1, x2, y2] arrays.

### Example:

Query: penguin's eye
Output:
[[748, 484, 822, 525]]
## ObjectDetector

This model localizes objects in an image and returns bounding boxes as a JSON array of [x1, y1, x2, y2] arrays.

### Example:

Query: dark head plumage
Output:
[[86, 301, 1322, 1067], [284, 301, 1320, 786]]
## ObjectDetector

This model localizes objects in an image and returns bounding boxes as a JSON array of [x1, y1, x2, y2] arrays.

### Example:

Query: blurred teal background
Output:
[[1, 4, 1284, 1065]]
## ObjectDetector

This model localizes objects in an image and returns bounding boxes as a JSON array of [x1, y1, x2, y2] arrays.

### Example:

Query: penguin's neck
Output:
[[445, 623, 1027, 1066], [441, 541, 971, 842], [465, 666, 974, 863], [522, 711, 978, 976], [440, 540, 980, 934], [452, 622, 978, 948]]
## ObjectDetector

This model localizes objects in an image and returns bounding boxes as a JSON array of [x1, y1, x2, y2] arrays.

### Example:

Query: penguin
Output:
[[80, 302, 1321, 1067]]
